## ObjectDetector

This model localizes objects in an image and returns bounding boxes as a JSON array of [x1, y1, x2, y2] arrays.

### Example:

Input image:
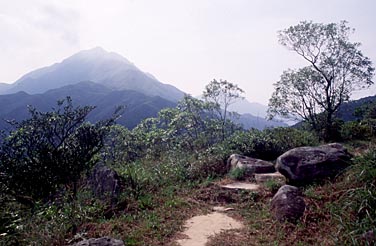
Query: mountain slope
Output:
[[4, 47, 184, 102], [228, 98, 269, 118], [336, 95, 376, 121], [0, 81, 176, 130], [234, 113, 287, 130], [0, 83, 11, 94]]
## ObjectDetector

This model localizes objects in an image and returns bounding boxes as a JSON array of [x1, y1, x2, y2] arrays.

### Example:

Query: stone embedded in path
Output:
[[270, 185, 305, 223], [220, 182, 260, 191], [276, 143, 352, 184], [176, 212, 243, 246], [212, 206, 234, 212], [227, 154, 276, 175], [255, 172, 286, 185], [74, 236, 124, 246]]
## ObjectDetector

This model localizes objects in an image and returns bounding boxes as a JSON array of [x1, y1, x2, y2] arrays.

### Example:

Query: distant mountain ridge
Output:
[[235, 113, 287, 130], [229, 99, 268, 118], [336, 95, 376, 121], [0, 81, 176, 130], [3, 47, 185, 102]]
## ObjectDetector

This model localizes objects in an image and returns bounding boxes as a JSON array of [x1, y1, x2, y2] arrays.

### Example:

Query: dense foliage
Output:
[[0, 97, 117, 201], [226, 127, 319, 160]]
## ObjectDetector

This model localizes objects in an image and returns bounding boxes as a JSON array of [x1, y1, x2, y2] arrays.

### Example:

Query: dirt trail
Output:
[[176, 209, 243, 246], [175, 180, 265, 245]]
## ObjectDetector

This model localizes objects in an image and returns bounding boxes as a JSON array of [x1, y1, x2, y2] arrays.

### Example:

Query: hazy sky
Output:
[[1, 0, 375, 104]]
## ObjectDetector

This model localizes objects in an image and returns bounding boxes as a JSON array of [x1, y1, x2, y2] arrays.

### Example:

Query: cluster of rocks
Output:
[[75, 143, 352, 245], [227, 143, 352, 223]]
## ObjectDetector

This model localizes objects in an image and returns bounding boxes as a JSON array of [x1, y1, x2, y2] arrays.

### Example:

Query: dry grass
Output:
[[4, 142, 375, 245], [71, 178, 347, 245]]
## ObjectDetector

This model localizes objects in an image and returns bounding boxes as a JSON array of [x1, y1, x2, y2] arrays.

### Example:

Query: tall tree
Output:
[[268, 20, 374, 140], [203, 79, 244, 140]]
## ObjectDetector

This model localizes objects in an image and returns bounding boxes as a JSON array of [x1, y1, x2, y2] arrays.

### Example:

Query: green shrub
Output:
[[0, 188, 106, 245], [330, 149, 376, 244], [187, 143, 233, 180], [102, 125, 141, 164], [340, 120, 376, 141], [0, 97, 117, 201], [227, 127, 319, 160], [228, 167, 248, 180], [115, 161, 155, 199], [264, 179, 282, 194]]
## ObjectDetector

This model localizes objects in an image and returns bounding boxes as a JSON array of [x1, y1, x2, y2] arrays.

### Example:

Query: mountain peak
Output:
[[88, 46, 106, 52], [3, 47, 185, 101], [67, 47, 135, 67]]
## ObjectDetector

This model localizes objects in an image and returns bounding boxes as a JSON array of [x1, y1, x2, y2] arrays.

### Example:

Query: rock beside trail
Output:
[[276, 143, 352, 183], [74, 237, 124, 246], [270, 185, 305, 223], [227, 154, 275, 175], [88, 163, 122, 203], [220, 182, 260, 191], [254, 172, 286, 185]]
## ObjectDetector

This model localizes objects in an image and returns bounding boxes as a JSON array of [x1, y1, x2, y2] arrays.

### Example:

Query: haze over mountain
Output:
[[229, 99, 268, 118], [3, 47, 185, 102], [0, 81, 176, 130], [0, 83, 11, 94], [0, 47, 290, 130], [234, 113, 287, 130]]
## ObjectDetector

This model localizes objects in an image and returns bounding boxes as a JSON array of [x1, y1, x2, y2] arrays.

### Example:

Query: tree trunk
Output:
[[324, 111, 333, 142]]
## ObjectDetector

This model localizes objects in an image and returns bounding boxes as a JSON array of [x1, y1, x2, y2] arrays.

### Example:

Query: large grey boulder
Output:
[[270, 185, 305, 223], [227, 154, 275, 174], [89, 163, 122, 203], [276, 143, 352, 183], [74, 237, 124, 246]]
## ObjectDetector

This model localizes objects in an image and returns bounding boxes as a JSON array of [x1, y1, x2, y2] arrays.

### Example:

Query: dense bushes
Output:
[[340, 119, 376, 141], [226, 127, 319, 160], [0, 97, 116, 201]]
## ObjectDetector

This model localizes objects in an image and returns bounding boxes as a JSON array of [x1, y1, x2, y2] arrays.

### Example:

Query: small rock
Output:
[[276, 143, 352, 184], [227, 154, 276, 174], [88, 162, 122, 203], [254, 172, 286, 184], [270, 185, 305, 223], [221, 182, 260, 191], [74, 236, 124, 246], [212, 206, 234, 212]]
